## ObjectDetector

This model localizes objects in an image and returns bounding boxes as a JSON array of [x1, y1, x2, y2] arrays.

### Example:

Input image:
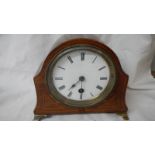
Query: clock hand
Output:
[[80, 81, 83, 100], [69, 80, 80, 90], [79, 81, 84, 100], [80, 92, 83, 100], [69, 76, 85, 90]]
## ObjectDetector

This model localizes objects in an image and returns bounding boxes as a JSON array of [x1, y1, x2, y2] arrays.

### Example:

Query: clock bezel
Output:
[[46, 45, 117, 107]]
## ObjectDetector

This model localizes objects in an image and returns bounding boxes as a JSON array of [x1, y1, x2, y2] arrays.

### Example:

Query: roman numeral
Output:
[[55, 77, 63, 80], [58, 66, 65, 70], [90, 92, 94, 97], [92, 56, 97, 63], [81, 52, 85, 61], [96, 85, 103, 90], [59, 85, 65, 90], [98, 66, 106, 71], [100, 77, 107, 80], [80, 93, 82, 100], [67, 91, 72, 97], [67, 56, 73, 63]]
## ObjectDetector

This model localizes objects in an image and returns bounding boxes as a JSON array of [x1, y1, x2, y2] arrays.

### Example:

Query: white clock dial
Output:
[[52, 49, 110, 101]]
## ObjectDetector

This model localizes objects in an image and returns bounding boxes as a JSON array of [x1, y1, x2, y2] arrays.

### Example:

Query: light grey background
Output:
[[0, 34, 155, 121]]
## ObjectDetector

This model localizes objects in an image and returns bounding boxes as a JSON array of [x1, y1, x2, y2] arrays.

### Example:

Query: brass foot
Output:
[[33, 115, 49, 121], [117, 112, 129, 121]]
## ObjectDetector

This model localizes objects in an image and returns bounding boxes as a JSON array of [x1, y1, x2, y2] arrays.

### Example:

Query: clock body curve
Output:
[[34, 38, 128, 116]]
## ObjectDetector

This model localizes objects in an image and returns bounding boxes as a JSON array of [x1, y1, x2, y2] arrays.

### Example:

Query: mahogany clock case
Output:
[[34, 38, 128, 116]]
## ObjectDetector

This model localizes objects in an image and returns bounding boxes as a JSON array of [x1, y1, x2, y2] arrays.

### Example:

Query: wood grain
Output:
[[34, 38, 128, 116]]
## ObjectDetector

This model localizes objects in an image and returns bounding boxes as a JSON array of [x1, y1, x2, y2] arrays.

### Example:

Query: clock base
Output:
[[33, 112, 129, 121], [33, 115, 49, 121], [117, 112, 129, 120]]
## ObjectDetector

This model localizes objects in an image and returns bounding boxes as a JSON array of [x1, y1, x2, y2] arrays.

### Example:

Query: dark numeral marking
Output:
[[90, 92, 94, 97], [59, 85, 65, 90], [67, 56, 73, 63], [92, 56, 97, 63], [98, 66, 106, 71], [67, 91, 72, 97], [96, 85, 103, 90], [55, 77, 63, 80], [58, 66, 65, 70], [100, 77, 107, 80], [81, 52, 85, 61], [80, 93, 82, 100]]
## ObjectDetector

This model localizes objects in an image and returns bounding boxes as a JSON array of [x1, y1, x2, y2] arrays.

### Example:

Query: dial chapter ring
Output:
[[46, 45, 117, 108]]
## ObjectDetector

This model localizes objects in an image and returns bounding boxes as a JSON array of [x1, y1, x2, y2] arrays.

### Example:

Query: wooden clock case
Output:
[[33, 38, 129, 120]]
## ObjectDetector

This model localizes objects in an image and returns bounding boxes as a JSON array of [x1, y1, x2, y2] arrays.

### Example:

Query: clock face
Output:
[[47, 46, 116, 107]]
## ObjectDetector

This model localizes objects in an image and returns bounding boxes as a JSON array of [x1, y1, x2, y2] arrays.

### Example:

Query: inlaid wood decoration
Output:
[[34, 38, 129, 120]]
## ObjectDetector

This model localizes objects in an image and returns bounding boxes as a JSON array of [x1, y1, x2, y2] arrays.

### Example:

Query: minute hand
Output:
[[69, 80, 80, 90]]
